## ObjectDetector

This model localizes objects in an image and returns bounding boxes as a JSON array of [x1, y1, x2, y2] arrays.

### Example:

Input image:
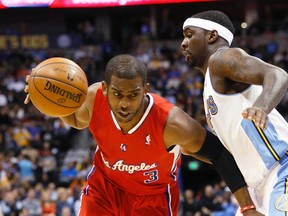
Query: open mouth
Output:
[[118, 111, 130, 118], [182, 50, 191, 62]]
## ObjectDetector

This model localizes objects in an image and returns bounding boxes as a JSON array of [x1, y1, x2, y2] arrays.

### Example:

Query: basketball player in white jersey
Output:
[[181, 10, 288, 216]]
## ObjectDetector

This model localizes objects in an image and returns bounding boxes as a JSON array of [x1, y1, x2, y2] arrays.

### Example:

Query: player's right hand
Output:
[[242, 106, 268, 130], [24, 74, 31, 104]]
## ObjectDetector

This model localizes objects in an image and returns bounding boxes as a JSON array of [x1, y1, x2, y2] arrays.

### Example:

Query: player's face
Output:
[[181, 27, 208, 69], [104, 75, 149, 124]]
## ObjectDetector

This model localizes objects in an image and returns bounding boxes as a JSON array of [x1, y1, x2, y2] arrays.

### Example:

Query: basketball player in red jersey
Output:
[[24, 54, 263, 215]]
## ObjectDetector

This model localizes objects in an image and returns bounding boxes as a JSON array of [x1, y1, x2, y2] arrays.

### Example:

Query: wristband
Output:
[[240, 204, 256, 213]]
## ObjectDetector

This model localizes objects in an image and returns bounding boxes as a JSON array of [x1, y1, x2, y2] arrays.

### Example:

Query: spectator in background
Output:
[[61, 206, 72, 216], [0, 90, 7, 107], [19, 207, 29, 216], [39, 141, 57, 183], [2, 126, 16, 152], [6, 77, 26, 94], [21, 144, 39, 164], [25, 121, 42, 149], [52, 119, 71, 152], [3, 155, 19, 189], [213, 187, 239, 216], [0, 191, 22, 216], [59, 161, 78, 185], [0, 160, 9, 189], [0, 106, 12, 128], [69, 176, 86, 201], [199, 184, 223, 216], [22, 188, 42, 216], [13, 121, 31, 152], [41, 190, 57, 216], [75, 159, 91, 180], [17, 154, 35, 183], [10, 104, 25, 121], [182, 188, 201, 216], [56, 188, 74, 216]]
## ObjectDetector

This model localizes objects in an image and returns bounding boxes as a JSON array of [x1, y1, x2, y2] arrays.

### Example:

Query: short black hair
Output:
[[192, 10, 235, 34], [104, 54, 147, 85]]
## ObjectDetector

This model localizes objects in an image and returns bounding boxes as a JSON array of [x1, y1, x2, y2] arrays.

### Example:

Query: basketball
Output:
[[28, 57, 88, 117]]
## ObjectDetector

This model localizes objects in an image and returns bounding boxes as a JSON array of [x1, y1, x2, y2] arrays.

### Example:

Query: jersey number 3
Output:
[[144, 170, 158, 184]]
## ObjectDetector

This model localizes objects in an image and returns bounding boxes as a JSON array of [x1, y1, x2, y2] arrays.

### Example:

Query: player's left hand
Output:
[[242, 107, 268, 130], [242, 209, 265, 216], [24, 74, 31, 104]]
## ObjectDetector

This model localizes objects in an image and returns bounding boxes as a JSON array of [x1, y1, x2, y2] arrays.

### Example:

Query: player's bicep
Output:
[[181, 148, 211, 164], [164, 107, 206, 152], [210, 48, 267, 84]]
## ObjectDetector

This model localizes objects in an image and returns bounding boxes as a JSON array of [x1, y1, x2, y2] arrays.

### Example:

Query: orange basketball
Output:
[[28, 57, 88, 117]]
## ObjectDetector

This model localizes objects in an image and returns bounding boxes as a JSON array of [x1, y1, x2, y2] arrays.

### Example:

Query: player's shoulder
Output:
[[150, 93, 173, 105], [85, 82, 102, 105], [149, 93, 174, 113], [88, 82, 102, 95], [150, 92, 164, 101], [209, 47, 247, 71], [211, 47, 247, 61]]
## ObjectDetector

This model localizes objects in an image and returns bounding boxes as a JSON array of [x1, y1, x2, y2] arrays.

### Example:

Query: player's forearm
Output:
[[60, 114, 78, 128], [233, 187, 265, 215], [233, 186, 254, 207], [60, 114, 86, 129], [195, 131, 247, 193], [254, 68, 288, 114]]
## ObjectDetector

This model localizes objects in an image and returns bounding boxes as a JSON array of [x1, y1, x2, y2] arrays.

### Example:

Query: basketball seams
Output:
[[34, 62, 87, 86], [30, 75, 87, 93], [35, 61, 87, 77]]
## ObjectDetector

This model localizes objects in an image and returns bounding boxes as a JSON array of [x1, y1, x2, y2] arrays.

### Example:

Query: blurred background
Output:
[[0, 0, 288, 215]]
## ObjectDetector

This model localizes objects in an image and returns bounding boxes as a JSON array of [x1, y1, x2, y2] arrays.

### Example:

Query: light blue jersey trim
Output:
[[241, 119, 288, 169], [269, 156, 288, 215]]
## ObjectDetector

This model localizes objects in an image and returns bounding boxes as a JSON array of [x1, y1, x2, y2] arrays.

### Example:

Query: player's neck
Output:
[[119, 95, 149, 134], [216, 46, 229, 52]]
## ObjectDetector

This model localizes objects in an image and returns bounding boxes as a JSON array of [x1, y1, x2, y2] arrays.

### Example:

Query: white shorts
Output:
[[236, 155, 288, 216]]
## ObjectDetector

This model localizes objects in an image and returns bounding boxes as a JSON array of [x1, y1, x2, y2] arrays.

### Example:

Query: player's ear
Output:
[[144, 83, 150, 95], [208, 30, 219, 44], [102, 81, 108, 96]]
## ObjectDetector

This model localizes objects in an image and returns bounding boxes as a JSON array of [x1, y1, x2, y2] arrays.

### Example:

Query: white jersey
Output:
[[203, 68, 288, 188]]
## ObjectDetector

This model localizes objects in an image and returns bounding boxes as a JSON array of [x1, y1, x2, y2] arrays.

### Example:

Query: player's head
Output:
[[181, 10, 234, 69], [183, 10, 234, 45], [104, 54, 147, 86], [102, 54, 150, 124]]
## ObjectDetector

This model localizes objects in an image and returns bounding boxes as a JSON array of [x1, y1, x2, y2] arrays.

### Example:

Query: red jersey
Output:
[[88, 88, 181, 195]]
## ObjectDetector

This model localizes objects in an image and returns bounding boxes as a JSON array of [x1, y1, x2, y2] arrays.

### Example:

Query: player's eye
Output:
[[113, 92, 121, 97], [128, 93, 140, 99], [186, 33, 192, 39]]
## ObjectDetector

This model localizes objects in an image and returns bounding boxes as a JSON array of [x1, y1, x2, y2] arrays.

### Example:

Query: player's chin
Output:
[[187, 59, 196, 68], [115, 113, 133, 123]]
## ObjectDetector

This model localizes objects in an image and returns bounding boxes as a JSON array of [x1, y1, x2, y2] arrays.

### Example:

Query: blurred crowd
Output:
[[0, 17, 288, 216]]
